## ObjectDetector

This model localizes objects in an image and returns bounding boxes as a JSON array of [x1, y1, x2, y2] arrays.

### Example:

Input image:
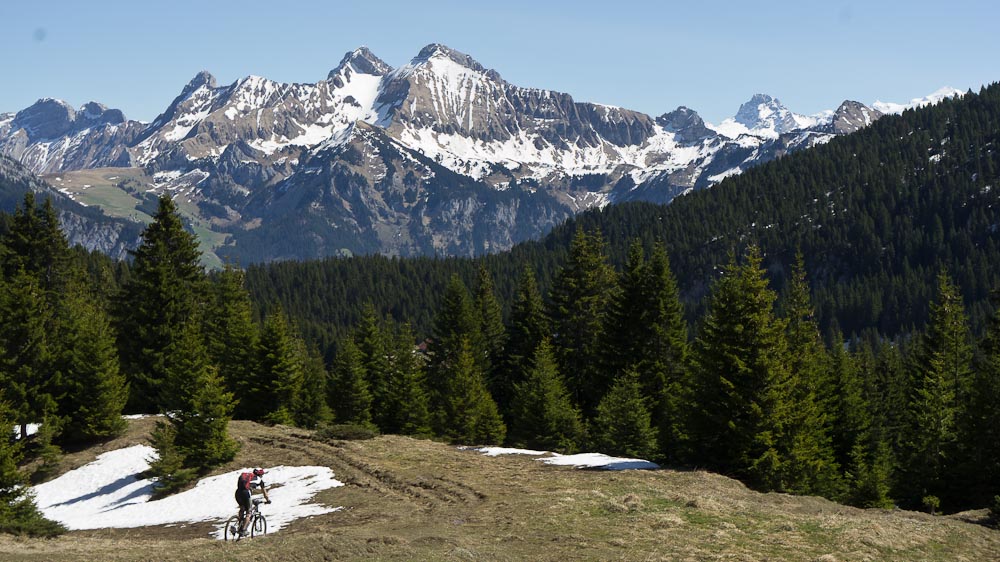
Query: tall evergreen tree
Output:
[[690, 248, 793, 489], [957, 290, 1000, 507], [548, 226, 617, 416], [204, 265, 259, 420], [778, 255, 842, 496], [427, 275, 482, 427], [55, 286, 127, 444], [0, 396, 64, 537], [475, 265, 507, 399], [151, 319, 238, 484], [3, 193, 70, 294], [605, 241, 691, 462], [291, 344, 333, 429], [604, 240, 648, 377], [255, 309, 305, 425], [381, 322, 430, 435], [829, 334, 868, 472], [439, 337, 505, 444], [899, 271, 972, 509], [354, 304, 390, 428], [590, 370, 658, 460], [330, 338, 373, 426], [498, 266, 548, 417], [0, 270, 56, 440], [508, 339, 585, 453], [114, 195, 206, 413], [828, 334, 894, 506]]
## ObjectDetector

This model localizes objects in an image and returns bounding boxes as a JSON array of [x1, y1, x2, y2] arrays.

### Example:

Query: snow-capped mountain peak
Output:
[[182, 71, 217, 96], [734, 93, 799, 136], [328, 46, 392, 82], [872, 86, 965, 114], [656, 106, 714, 144], [404, 43, 504, 82]]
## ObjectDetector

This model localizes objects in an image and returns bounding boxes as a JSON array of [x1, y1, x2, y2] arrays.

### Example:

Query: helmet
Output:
[[253, 468, 265, 476]]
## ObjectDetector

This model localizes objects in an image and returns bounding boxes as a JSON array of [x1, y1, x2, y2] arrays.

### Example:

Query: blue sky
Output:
[[1, 0, 996, 124]]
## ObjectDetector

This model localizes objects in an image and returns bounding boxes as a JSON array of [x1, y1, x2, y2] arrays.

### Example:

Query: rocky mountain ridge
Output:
[[0, 44, 957, 262]]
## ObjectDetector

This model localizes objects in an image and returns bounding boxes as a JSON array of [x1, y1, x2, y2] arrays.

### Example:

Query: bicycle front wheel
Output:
[[251, 514, 267, 537], [223, 515, 240, 541]]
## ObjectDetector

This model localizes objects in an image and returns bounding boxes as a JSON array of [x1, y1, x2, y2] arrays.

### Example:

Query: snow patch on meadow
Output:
[[31, 445, 343, 539], [470, 447, 659, 470]]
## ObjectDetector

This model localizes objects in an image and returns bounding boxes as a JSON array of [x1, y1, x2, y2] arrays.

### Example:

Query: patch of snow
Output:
[[873, 86, 964, 114], [707, 167, 742, 183], [10, 423, 40, 440], [540, 453, 659, 470], [467, 446, 658, 470], [468, 447, 549, 457], [708, 119, 756, 140], [31, 445, 344, 539]]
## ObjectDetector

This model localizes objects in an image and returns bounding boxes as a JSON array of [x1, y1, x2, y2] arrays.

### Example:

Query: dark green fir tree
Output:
[[899, 271, 972, 509], [508, 339, 584, 453], [255, 308, 305, 425], [354, 304, 390, 428], [440, 337, 505, 445], [498, 266, 548, 418], [590, 370, 658, 460], [114, 195, 206, 413], [204, 265, 259, 420], [381, 322, 430, 436], [0, 397, 64, 537], [55, 286, 127, 444], [330, 338, 373, 427], [548, 226, 617, 416], [690, 248, 792, 489], [160, 319, 239, 472], [0, 270, 56, 441]]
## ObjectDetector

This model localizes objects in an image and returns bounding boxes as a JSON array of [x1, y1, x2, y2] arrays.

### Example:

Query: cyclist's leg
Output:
[[236, 490, 252, 534]]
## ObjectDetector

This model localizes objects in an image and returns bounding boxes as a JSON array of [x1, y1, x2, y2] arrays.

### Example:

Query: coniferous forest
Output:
[[3, 83, 1000, 536]]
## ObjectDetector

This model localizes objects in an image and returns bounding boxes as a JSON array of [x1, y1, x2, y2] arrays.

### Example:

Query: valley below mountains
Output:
[[0, 44, 959, 264]]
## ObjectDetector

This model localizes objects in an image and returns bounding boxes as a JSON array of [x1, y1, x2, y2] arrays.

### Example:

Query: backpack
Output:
[[237, 472, 254, 491]]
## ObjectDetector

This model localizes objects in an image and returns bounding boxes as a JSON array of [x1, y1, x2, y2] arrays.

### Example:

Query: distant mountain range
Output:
[[0, 44, 963, 263]]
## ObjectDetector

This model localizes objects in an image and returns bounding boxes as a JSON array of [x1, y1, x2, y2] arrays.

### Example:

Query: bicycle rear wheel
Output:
[[251, 514, 267, 537], [223, 515, 240, 541]]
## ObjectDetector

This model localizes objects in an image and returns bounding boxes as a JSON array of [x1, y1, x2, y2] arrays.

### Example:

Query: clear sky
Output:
[[1, 0, 996, 125]]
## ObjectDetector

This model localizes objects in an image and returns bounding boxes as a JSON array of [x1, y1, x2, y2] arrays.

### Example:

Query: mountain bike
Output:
[[224, 497, 268, 541]]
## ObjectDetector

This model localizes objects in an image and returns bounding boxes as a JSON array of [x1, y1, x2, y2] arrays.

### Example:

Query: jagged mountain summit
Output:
[[0, 43, 958, 263]]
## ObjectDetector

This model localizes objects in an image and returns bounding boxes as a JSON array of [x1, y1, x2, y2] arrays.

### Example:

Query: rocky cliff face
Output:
[[827, 100, 883, 134], [0, 99, 142, 173], [0, 43, 901, 263]]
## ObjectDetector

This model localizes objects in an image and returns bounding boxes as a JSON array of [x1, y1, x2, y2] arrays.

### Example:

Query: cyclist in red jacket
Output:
[[235, 467, 270, 536]]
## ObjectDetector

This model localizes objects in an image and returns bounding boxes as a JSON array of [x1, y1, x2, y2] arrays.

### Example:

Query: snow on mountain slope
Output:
[[0, 99, 141, 173], [872, 86, 964, 114], [134, 49, 393, 168], [708, 94, 834, 140]]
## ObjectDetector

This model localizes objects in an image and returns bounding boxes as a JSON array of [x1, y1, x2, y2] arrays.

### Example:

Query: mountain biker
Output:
[[235, 467, 271, 536]]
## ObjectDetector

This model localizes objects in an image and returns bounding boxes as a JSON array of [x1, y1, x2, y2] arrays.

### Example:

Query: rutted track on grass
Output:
[[246, 431, 484, 508]]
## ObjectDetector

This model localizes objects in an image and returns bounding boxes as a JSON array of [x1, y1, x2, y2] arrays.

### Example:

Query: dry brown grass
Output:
[[2, 419, 998, 561]]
